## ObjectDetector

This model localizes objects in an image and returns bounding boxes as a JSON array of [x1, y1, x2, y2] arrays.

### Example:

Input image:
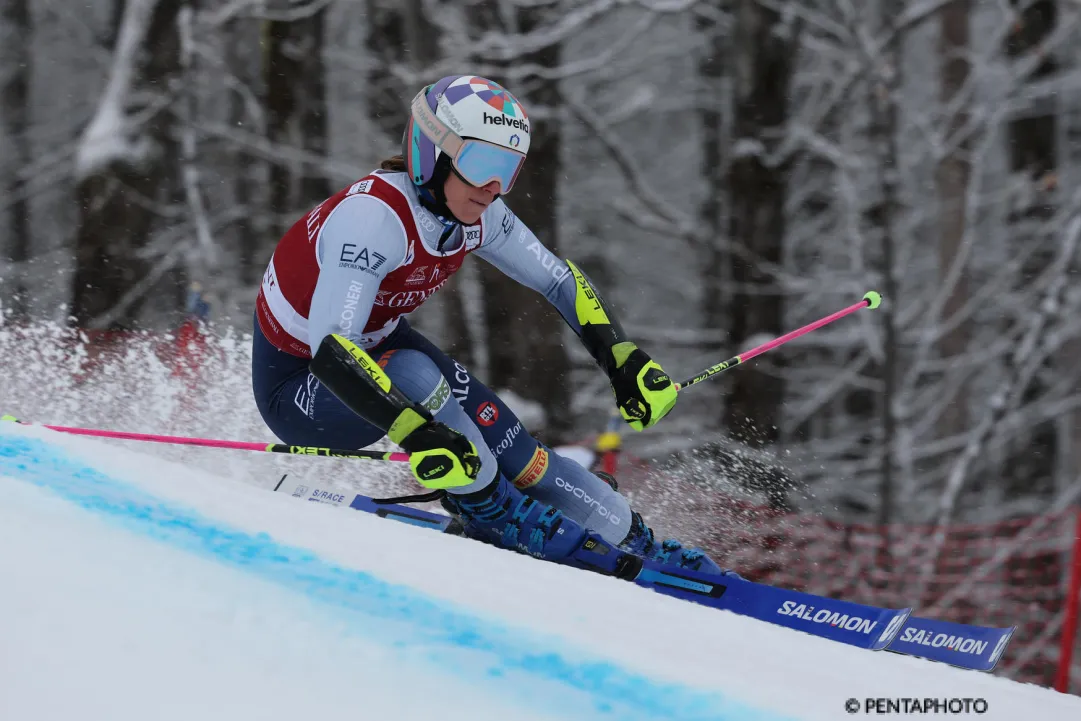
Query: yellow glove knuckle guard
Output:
[[635, 361, 677, 429], [409, 446, 478, 490]]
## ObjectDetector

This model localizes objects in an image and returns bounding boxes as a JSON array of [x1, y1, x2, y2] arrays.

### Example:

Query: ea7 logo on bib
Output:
[[339, 244, 387, 276]]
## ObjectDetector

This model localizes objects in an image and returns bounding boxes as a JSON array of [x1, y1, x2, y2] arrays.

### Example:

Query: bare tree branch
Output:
[[916, 207, 1081, 592]]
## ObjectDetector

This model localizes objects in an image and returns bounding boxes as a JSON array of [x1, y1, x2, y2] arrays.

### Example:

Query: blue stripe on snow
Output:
[[0, 432, 791, 721]]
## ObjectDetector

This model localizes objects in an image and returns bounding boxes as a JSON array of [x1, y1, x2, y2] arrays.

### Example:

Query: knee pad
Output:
[[377, 349, 453, 415]]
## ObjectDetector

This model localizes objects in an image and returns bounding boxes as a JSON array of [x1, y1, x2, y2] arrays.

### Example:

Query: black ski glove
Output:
[[606, 343, 678, 431]]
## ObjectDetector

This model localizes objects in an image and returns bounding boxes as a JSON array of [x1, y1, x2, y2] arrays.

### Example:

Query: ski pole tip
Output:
[[863, 291, 882, 309]]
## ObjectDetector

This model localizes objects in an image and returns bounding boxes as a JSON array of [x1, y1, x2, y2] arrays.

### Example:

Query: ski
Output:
[[274, 475, 1012, 669], [275, 474, 462, 533], [888, 616, 1015, 672], [628, 562, 910, 651]]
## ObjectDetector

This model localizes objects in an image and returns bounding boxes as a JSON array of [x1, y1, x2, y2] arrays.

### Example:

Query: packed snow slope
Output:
[[1, 423, 1079, 721]]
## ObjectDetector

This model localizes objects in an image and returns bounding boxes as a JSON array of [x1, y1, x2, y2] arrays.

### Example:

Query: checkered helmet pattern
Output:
[[404, 75, 531, 187]]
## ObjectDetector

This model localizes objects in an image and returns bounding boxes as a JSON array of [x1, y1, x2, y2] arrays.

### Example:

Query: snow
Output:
[[1, 422, 1079, 721]]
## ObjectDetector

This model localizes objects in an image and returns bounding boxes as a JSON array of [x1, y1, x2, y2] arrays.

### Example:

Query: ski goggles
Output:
[[410, 90, 526, 194]]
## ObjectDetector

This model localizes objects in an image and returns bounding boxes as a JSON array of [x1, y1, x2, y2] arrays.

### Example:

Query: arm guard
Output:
[[309, 333, 431, 445], [310, 333, 481, 489], [565, 260, 638, 376]]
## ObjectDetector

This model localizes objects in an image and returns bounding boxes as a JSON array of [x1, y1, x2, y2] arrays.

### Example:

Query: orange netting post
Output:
[[595, 412, 623, 477], [168, 284, 211, 381], [1055, 507, 1081, 693]]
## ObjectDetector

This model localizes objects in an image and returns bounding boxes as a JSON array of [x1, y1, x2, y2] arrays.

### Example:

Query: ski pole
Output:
[[674, 291, 882, 391], [0, 416, 409, 462], [3, 291, 883, 456]]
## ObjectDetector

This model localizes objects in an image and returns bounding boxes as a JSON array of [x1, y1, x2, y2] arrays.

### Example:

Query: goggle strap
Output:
[[411, 91, 463, 158]]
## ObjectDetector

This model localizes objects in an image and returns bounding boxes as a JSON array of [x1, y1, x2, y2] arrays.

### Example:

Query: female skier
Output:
[[251, 74, 722, 574]]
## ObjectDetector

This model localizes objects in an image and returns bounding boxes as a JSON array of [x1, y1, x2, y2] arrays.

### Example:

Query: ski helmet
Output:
[[403, 75, 531, 195]]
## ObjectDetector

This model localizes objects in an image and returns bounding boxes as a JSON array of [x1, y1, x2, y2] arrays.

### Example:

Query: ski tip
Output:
[[872, 607, 912, 650], [985, 626, 1016, 672]]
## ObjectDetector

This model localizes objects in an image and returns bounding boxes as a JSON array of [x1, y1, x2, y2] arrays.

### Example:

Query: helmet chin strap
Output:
[[415, 156, 465, 252], [418, 155, 467, 227], [417, 187, 463, 253], [417, 186, 458, 223]]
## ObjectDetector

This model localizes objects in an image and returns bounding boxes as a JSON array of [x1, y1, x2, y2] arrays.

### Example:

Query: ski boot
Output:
[[441, 473, 637, 577], [619, 511, 735, 576]]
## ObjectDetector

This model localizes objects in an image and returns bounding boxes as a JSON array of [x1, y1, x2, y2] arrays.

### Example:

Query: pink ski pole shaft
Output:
[[674, 291, 882, 391], [1, 416, 409, 462]]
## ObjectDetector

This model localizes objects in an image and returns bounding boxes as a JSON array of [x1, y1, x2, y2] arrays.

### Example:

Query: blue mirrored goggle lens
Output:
[[454, 142, 525, 192]]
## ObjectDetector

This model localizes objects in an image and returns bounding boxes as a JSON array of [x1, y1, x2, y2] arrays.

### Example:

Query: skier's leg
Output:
[[254, 320, 701, 572], [251, 318, 385, 448], [371, 344, 631, 567], [373, 347, 497, 495], [253, 320, 498, 494], [254, 327, 614, 564], [384, 326, 626, 540], [390, 322, 726, 572]]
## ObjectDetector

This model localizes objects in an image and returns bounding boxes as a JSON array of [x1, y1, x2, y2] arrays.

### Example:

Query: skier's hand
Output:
[[398, 420, 482, 489], [606, 342, 678, 431]]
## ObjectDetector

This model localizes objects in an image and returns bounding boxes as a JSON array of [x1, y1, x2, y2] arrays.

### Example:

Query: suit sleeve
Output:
[[307, 194, 408, 354], [472, 200, 582, 335]]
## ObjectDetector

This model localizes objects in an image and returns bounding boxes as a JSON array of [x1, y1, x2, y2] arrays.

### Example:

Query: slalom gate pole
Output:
[[0, 416, 409, 463], [673, 291, 882, 392], [1055, 507, 1081, 692]]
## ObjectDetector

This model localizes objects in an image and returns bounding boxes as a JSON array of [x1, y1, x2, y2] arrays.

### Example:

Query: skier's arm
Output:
[[474, 202, 678, 431], [306, 196, 480, 489], [471, 203, 582, 332], [307, 195, 407, 352]]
